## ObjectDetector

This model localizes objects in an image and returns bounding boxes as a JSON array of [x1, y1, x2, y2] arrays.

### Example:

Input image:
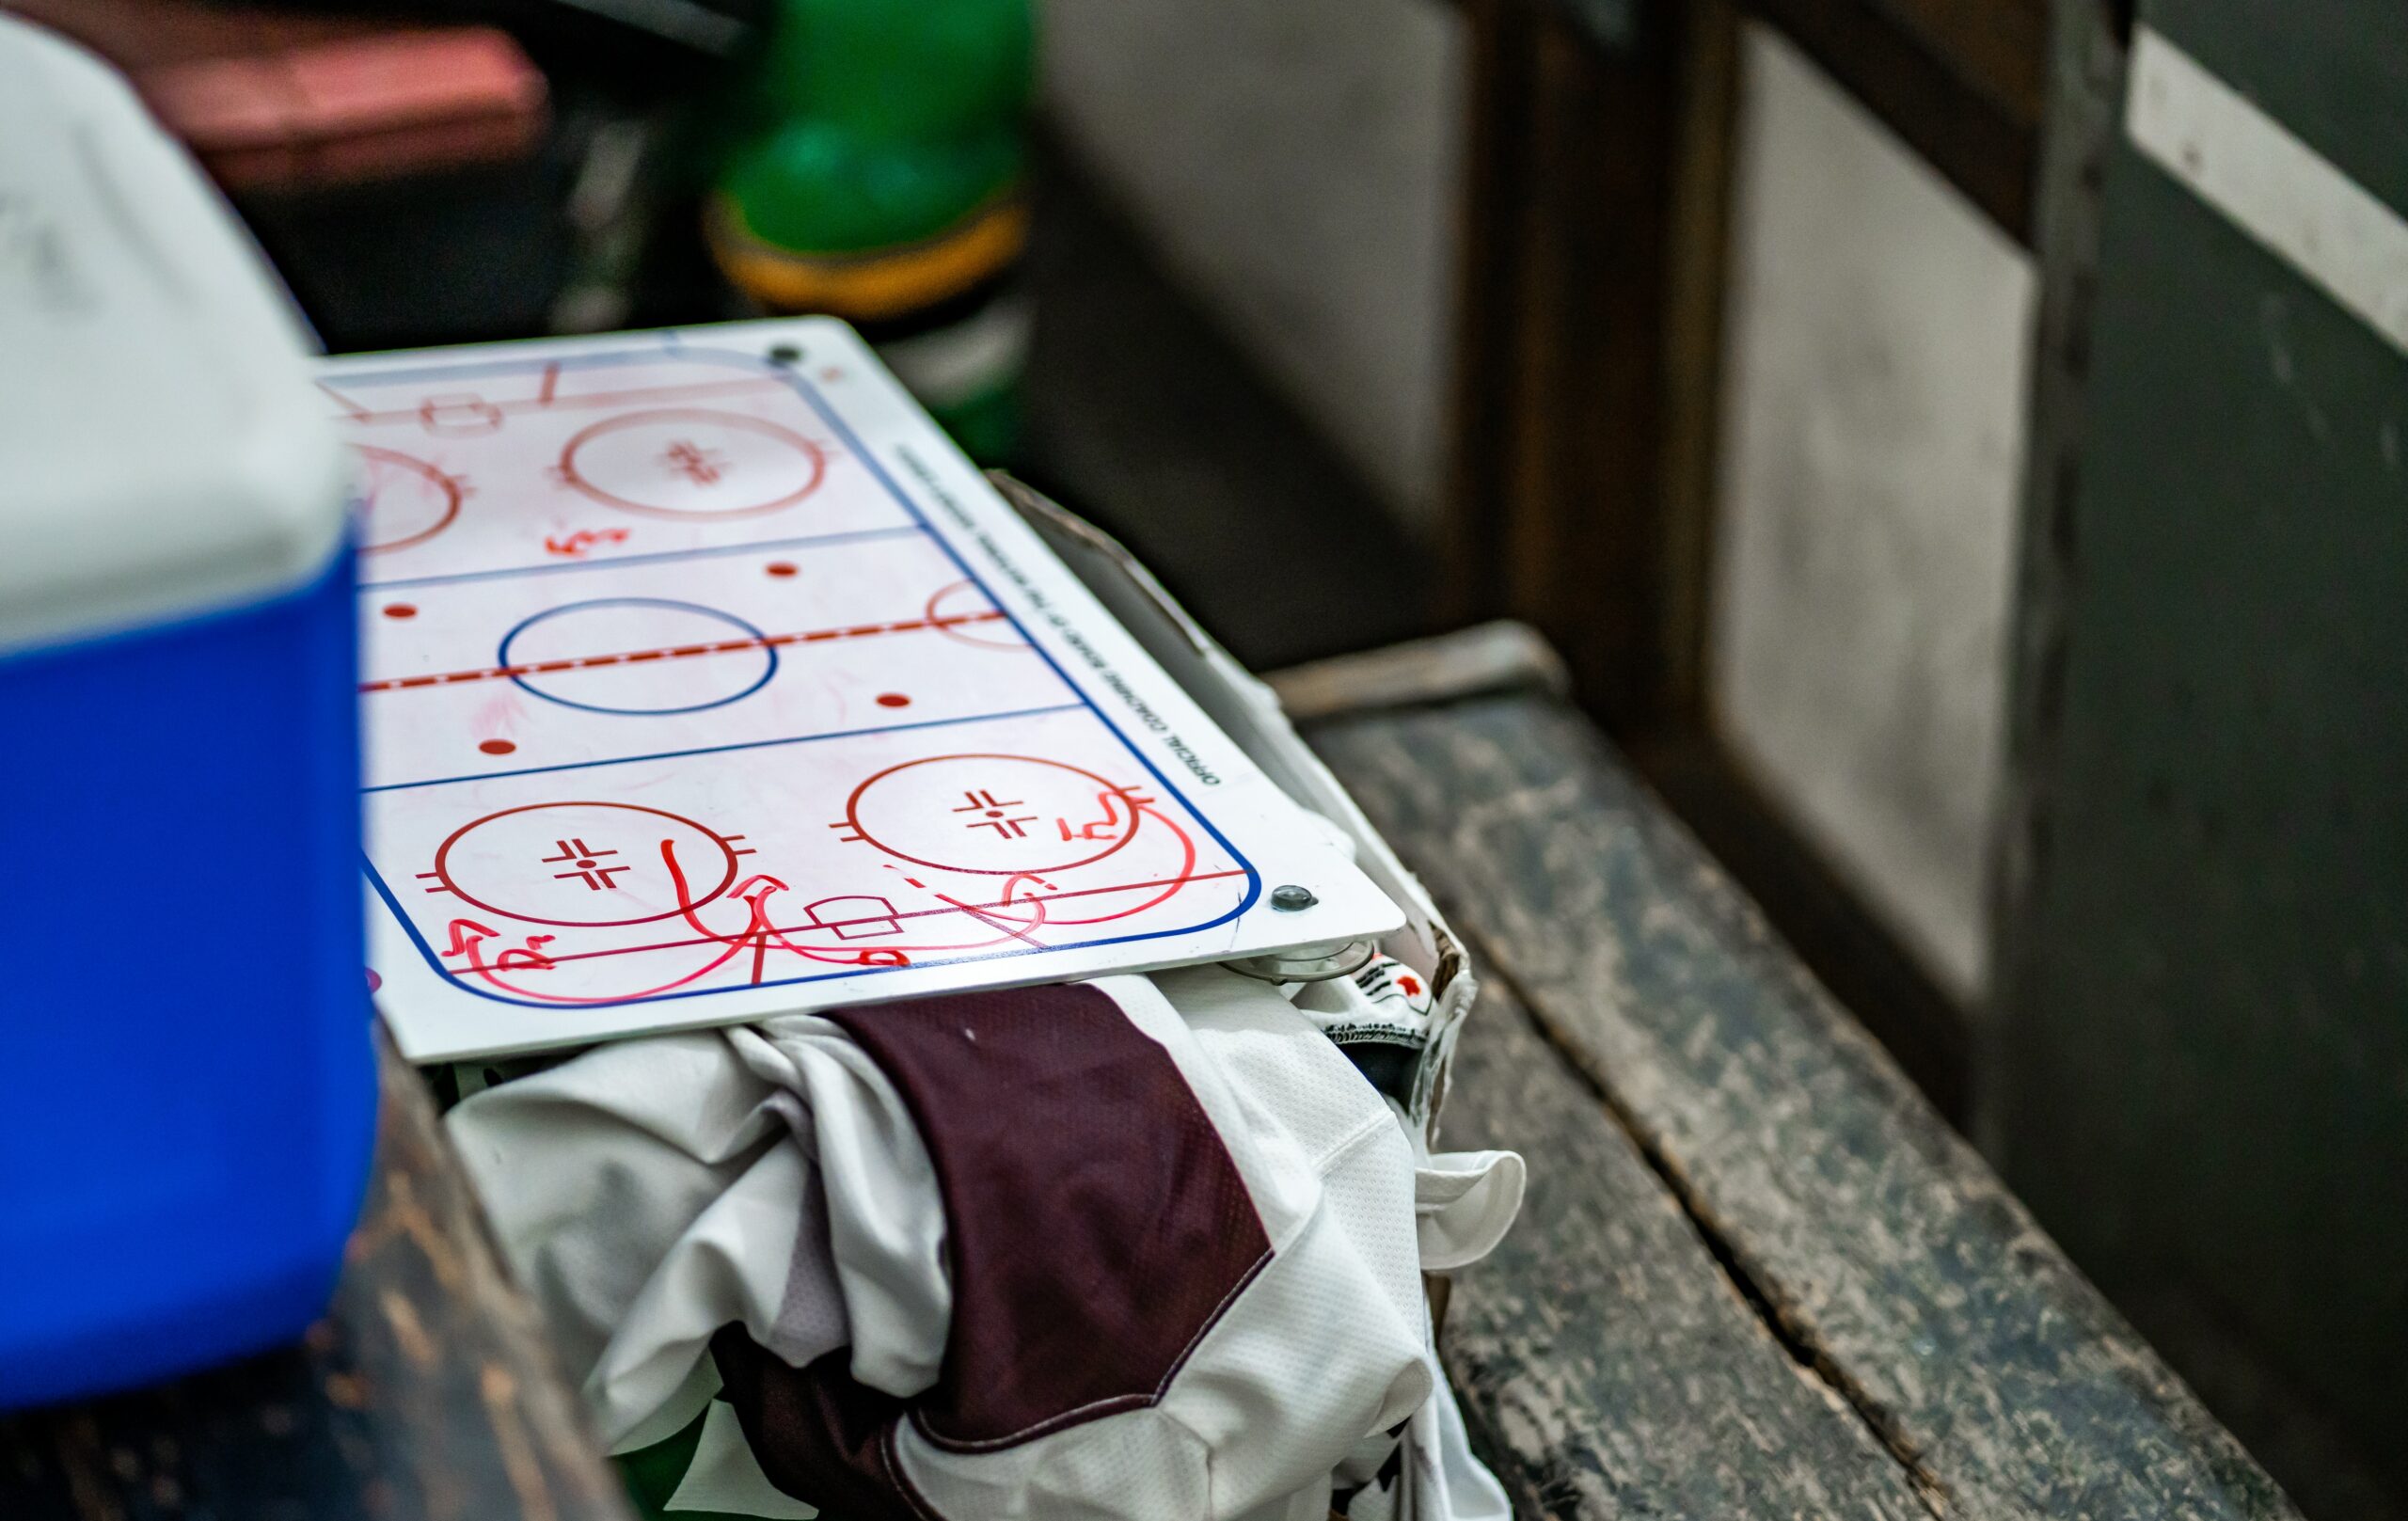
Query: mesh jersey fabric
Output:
[[446, 967, 1521, 1520]]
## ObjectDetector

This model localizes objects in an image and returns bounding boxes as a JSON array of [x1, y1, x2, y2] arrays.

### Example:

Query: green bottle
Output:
[[706, 0, 1035, 462]]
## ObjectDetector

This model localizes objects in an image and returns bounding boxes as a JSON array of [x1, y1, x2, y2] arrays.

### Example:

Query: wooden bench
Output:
[[0, 628, 2296, 1520]]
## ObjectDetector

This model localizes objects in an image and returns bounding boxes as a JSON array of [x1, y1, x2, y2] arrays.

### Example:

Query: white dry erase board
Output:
[[337, 320, 1401, 1061]]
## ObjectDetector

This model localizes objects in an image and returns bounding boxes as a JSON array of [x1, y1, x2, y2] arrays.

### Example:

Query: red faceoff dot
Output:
[[876, 693, 911, 708], [479, 739, 517, 755], [383, 603, 418, 619], [766, 562, 798, 578]]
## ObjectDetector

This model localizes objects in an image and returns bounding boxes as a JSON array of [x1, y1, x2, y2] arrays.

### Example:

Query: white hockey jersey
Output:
[[448, 966, 1523, 1520]]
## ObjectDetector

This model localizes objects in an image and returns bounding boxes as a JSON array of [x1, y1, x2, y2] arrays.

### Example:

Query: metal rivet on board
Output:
[[1270, 884, 1317, 911], [768, 344, 803, 365]]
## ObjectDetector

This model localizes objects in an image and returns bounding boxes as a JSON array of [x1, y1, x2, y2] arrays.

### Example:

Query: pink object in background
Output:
[[141, 28, 547, 189]]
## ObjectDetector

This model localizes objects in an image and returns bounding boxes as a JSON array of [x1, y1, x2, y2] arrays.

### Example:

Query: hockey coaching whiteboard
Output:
[[335, 321, 1401, 1061]]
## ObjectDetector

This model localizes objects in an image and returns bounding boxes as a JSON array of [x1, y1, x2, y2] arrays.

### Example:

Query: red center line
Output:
[[461, 869, 1252, 971], [361, 610, 1007, 693]]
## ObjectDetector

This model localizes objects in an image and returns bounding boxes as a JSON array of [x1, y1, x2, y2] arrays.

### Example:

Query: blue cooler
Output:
[[0, 18, 375, 1408]]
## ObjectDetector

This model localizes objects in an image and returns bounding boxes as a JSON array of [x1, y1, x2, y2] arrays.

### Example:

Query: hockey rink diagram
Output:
[[329, 331, 1350, 1054]]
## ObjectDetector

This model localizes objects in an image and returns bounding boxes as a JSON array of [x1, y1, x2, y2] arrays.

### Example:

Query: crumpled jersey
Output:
[[448, 965, 1522, 1521]]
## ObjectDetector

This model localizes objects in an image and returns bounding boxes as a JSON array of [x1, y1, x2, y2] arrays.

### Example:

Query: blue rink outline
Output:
[[498, 597, 780, 716], [349, 334, 1262, 1009]]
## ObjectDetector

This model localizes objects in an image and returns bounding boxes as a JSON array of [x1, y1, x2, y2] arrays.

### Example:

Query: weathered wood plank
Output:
[[1312, 695, 2298, 1521], [1440, 979, 1931, 1519], [0, 1032, 633, 1521], [1438, 0, 1702, 728], [1266, 621, 1568, 722]]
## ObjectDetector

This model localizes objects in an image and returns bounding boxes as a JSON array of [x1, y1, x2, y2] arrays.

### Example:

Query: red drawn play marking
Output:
[[486, 866, 1248, 975], [383, 603, 418, 619], [358, 609, 1006, 693], [544, 528, 630, 559], [766, 562, 799, 578], [424, 800, 741, 928], [876, 693, 911, 708], [479, 739, 517, 755]]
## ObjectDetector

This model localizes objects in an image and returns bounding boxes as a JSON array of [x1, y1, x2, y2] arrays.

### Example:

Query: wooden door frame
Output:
[[1440, 0, 2052, 1118]]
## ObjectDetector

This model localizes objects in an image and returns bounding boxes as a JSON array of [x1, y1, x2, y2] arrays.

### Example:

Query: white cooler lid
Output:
[[0, 16, 351, 657]]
